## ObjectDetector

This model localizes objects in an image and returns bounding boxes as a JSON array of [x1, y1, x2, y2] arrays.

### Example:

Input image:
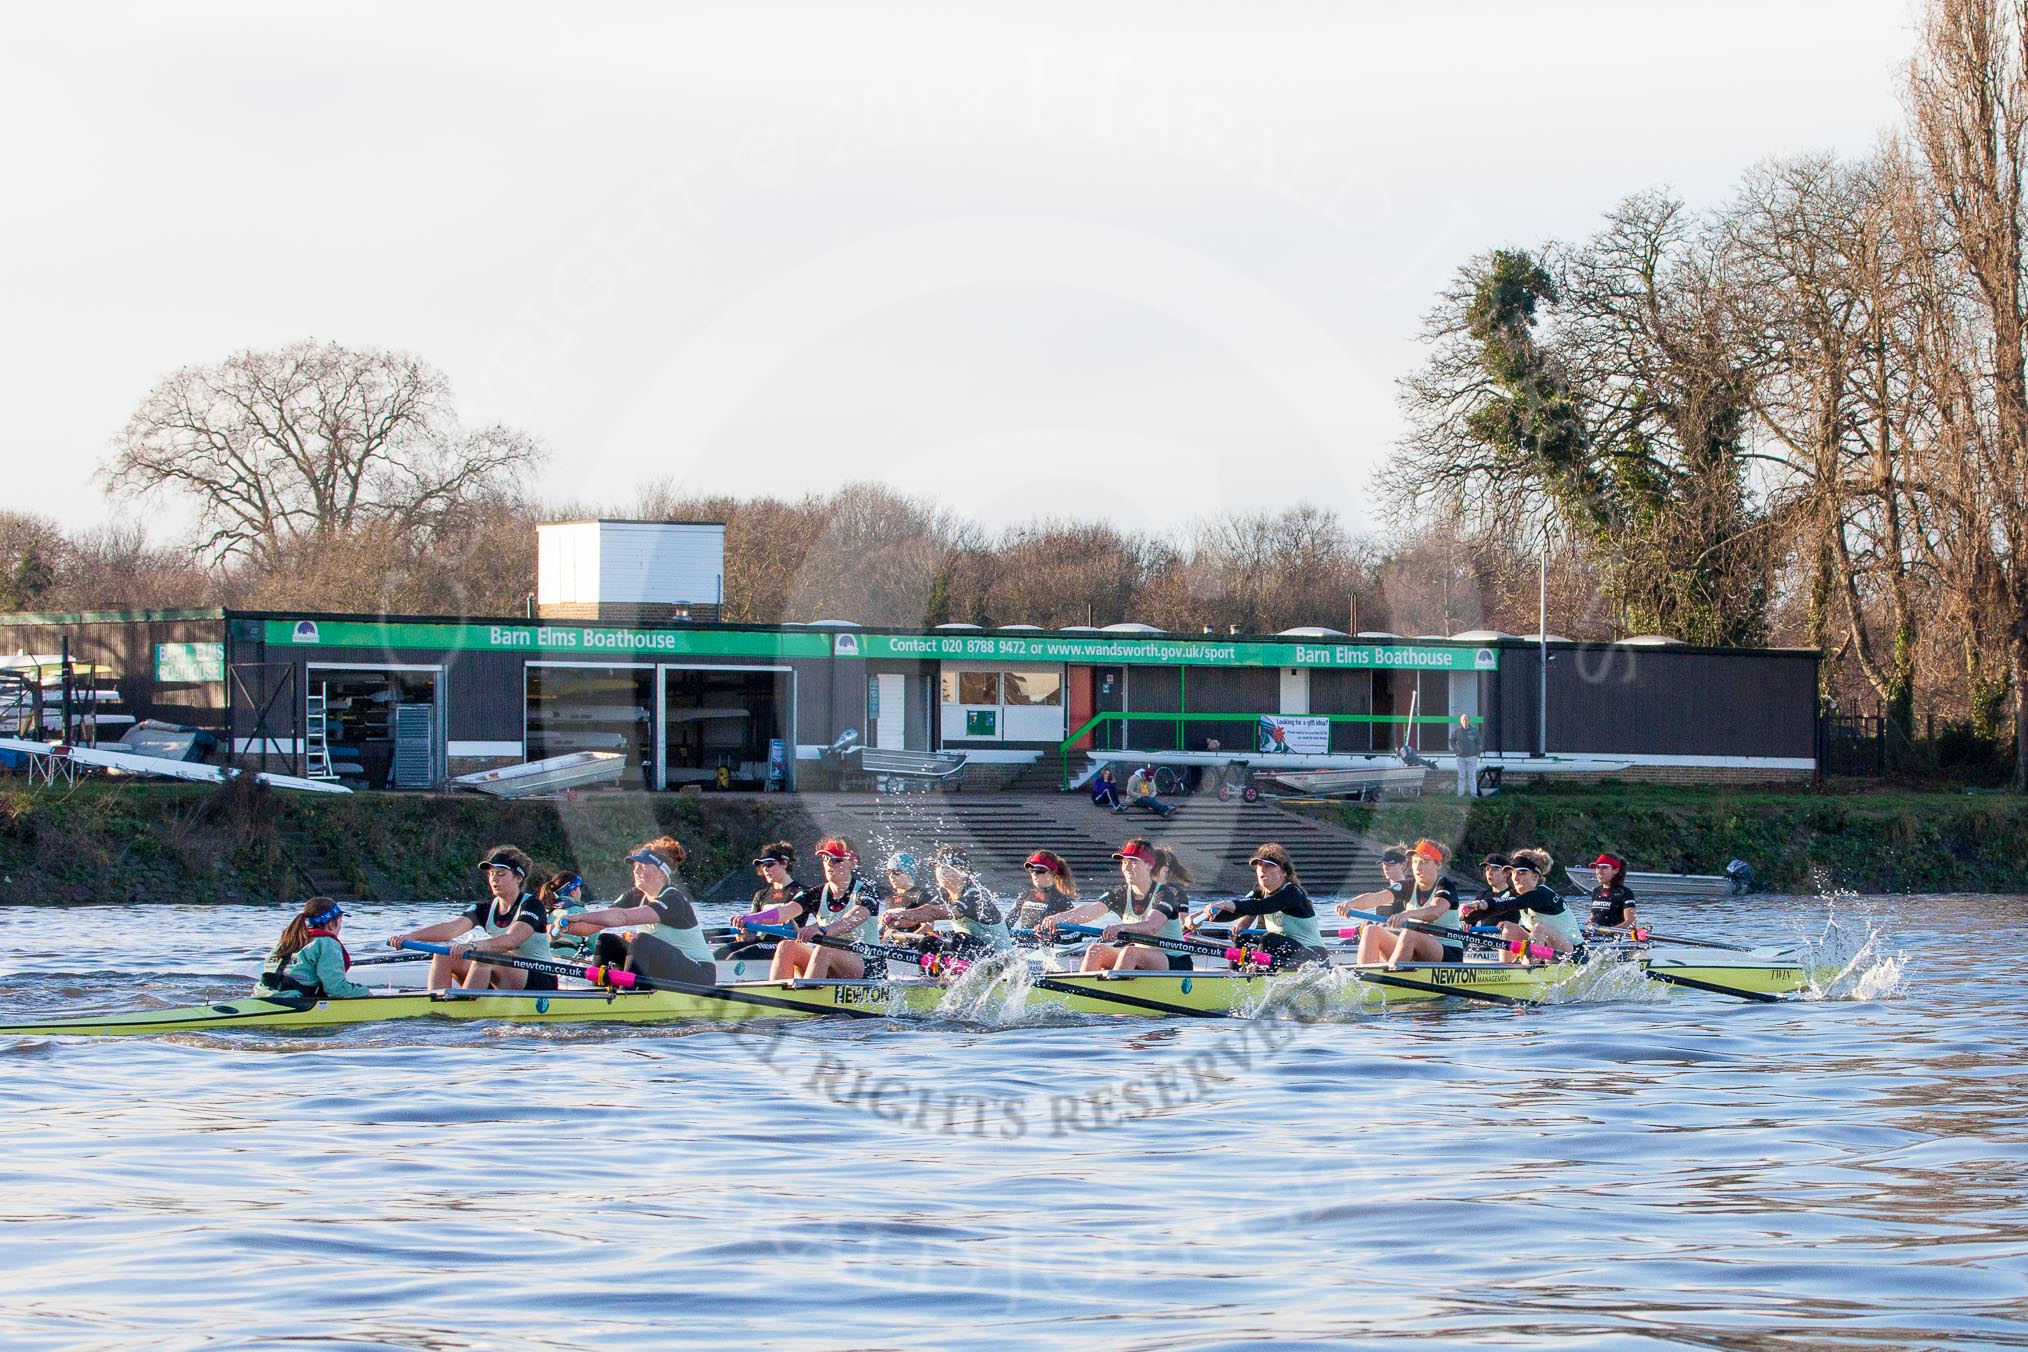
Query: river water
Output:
[[0, 891, 2021, 1350]]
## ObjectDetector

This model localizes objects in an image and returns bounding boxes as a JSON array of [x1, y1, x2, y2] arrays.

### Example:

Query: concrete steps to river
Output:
[[792, 791, 1388, 897]]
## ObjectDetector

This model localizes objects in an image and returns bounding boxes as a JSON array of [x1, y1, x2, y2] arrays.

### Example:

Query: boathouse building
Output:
[[0, 606, 1820, 791]]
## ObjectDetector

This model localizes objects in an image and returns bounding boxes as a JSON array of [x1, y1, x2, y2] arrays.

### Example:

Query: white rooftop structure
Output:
[[536, 520, 724, 609], [1101, 622, 1164, 633]]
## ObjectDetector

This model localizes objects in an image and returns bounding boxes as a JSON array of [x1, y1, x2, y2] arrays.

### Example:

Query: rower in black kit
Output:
[[1192, 842, 1328, 971], [718, 840, 809, 960]]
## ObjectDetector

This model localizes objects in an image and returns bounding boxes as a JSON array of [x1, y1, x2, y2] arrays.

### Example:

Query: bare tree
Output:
[[105, 340, 543, 565], [1905, 0, 2028, 783]]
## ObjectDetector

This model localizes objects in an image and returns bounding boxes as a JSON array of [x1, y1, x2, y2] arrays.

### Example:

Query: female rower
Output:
[[540, 869, 588, 956], [1459, 854, 1525, 929], [1354, 839, 1462, 967], [1586, 853, 1639, 936], [768, 837, 882, 981], [390, 845, 546, 990], [556, 837, 717, 987], [255, 897, 372, 1000], [1009, 849, 1086, 969], [1193, 843, 1327, 971], [879, 851, 938, 949], [717, 841, 809, 960], [1083, 838, 1191, 973], [884, 846, 1013, 959], [1494, 849, 1580, 960], [1033, 839, 1173, 972], [1334, 843, 1413, 918]]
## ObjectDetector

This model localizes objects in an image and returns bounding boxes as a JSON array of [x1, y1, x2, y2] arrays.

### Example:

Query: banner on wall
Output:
[[1258, 715, 1329, 755]]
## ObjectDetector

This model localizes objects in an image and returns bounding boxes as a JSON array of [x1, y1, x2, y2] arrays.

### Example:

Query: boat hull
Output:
[[0, 949, 1822, 1037]]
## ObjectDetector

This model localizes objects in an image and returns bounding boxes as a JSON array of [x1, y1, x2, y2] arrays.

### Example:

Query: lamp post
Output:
[[1538, 526, 1549, 759]]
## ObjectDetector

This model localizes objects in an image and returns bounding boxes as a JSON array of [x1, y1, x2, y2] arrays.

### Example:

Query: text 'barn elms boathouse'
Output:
[[0, 520, 1820, 792]]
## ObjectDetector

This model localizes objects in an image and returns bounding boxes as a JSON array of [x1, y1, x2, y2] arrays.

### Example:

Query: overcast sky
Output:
[[0, 1, 1914, 542]]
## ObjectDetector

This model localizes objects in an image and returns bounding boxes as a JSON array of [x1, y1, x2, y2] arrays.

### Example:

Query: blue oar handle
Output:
[[744, 922, 800, 938]]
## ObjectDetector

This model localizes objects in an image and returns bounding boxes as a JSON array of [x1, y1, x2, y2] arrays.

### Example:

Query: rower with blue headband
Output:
[[550, 835, 717, 988], [254, 896, 372, 1002]]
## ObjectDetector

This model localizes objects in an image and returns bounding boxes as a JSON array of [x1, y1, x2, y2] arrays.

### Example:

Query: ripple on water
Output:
[[0, 894, 2021, 1350]]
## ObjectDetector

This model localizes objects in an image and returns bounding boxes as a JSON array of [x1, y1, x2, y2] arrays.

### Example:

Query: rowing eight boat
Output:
[[0, 946, 1823, 1037]]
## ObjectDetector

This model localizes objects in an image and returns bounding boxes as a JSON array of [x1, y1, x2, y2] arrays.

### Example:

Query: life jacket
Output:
[[260, 928, 351, 999]]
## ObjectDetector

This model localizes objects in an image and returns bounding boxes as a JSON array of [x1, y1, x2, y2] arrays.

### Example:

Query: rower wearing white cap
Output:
[[1493, 849, 1579, 960], [766, 836, 882, 981], [390, 844, 545, 990], [1193, 842, 1328, 970]]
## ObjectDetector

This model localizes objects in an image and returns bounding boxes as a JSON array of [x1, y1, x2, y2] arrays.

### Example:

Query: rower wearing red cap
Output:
[[766, 836, 883, 981], [1038, 838, 1192, 973], [1586, 853, 1639, 936], [1355, 839, 1463, 966]]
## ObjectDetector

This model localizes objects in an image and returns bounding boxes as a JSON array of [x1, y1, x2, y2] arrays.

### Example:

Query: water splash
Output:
[[1789, 891, 1909, 1002]]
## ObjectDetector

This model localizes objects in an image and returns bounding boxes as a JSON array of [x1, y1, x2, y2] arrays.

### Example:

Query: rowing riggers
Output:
[[1043, 923, 1272, 968], [740, 922, 971, 978]]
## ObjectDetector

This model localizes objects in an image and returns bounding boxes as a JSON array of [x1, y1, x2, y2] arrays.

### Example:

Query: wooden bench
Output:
[[848, 747, 969, 793]]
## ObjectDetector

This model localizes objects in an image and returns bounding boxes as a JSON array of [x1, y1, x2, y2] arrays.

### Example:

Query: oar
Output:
[[396, 941, 890, 1019], [1640, 966, 1782, 1003], [1603, 927, 1753, 952], [1050, 922, 1271, 968], [741, 923, 970, 978], [352, 952, 431, 967], [1352, 969, 1536, 1006], [1331, 910, 1556, 959], [1025, 972, 1232, 1019]]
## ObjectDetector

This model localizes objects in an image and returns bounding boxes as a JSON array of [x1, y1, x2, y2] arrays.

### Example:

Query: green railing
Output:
[[1056, 710, 1472, 790]]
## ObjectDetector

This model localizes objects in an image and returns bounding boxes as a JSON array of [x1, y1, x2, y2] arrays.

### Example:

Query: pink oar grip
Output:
[[742, 907, 784, 927], [1225, 947, 1270, 967], [1334, 927, 1360, 939], [592, 965, 638, 989]]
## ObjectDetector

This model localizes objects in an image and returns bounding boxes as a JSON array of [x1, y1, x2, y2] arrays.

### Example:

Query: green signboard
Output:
[[965, 709, 998, 736], [850, 632, 1499, 671], [262, 618, 1498, 672], [155, 641, 225, 683], [266, 619, 833, 660]]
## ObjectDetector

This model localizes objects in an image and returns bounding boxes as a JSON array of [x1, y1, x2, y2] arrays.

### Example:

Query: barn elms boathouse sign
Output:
[[851, 633, 1499, 670], [273, 619, 1498, 671]]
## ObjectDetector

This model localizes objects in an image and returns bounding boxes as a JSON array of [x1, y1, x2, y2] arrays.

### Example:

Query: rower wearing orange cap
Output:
[[1354, 838, 1464, 967]]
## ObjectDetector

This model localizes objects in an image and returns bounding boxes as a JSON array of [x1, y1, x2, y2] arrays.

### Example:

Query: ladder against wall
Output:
[[304, 685, 336, 781]]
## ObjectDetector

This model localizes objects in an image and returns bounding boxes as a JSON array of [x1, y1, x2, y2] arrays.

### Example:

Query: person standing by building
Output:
[[1448, 713, 1484, 798]]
